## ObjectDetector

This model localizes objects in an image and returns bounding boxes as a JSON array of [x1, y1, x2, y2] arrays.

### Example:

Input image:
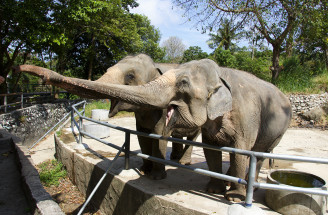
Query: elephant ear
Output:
[[207, 78, 232, 120]]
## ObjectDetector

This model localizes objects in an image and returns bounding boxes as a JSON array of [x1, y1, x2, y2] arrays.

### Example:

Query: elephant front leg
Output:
[[137, 135, 153, 175], [225, 153, 247, 202], [149, 139, 167, 180], [170, 141, 184, 160], [203, 148, 226, 194]]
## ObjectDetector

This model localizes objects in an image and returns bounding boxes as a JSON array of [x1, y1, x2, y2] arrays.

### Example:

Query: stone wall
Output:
[[0, 100, 74, 147], [288, 93, 328, 115]]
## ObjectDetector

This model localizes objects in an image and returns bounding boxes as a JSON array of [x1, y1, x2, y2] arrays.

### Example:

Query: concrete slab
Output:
[[32, 116, 328, 214]]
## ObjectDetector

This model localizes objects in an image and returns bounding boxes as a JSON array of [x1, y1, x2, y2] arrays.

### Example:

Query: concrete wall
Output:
[[0, 100, 74, 147]]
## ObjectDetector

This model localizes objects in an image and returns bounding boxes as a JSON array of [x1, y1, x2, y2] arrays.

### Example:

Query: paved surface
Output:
[[28, 117, 328, 214], [30, 116, 328, 214], [0, 135, 30, 215]]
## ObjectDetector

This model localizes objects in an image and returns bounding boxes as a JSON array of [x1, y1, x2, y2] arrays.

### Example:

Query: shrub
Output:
[[38, 160, 67, 187]]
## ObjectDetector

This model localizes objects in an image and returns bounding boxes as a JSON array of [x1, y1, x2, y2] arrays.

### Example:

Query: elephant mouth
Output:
[[166, 104, 178, 127], [109, 99, 119, 117]]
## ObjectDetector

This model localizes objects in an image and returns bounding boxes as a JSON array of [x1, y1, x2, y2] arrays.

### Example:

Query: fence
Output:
[[70, 100, 328, 214], [0, 91, 70, 113]]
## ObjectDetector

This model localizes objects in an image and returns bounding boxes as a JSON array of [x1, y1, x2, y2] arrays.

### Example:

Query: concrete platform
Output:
[[54, 117, 328, 215]]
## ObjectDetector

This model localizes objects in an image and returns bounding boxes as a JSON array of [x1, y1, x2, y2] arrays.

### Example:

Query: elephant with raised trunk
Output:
[[16, 54, 199, 180], [15, 58, 291, 202]]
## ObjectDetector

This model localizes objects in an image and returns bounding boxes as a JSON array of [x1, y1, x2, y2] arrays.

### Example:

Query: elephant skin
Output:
[[14, 58, 292, 202]]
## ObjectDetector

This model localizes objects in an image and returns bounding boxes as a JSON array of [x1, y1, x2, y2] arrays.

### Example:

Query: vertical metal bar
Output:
[[21, 93, 23, 109], [4, 95, 7, 113], [71, 109, 74, 133], [79, 115, 83, 145], [245, 155, 257, 208], [124, 132, 131, 170]]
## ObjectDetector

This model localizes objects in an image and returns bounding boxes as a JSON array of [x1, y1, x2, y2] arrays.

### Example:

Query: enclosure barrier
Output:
[[70, 101, 328, 214], [0, 91, 70, 113]]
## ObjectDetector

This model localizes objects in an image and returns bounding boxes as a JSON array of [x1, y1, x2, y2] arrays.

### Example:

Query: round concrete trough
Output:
[[91, 109, 109, 121], [82, 121, 110, 139], [265, 169, 327, 215]]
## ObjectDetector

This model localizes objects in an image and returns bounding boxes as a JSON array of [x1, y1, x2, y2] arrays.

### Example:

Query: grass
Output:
[[82, 100, 134, 118], [38, 160, 67, 187]]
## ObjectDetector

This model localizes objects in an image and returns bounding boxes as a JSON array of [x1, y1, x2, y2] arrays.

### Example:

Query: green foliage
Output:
[[38, 160, 67, 187], [181, 46, 208, 63], [211, 48, 236, 68], [276, 56, 315, 93]]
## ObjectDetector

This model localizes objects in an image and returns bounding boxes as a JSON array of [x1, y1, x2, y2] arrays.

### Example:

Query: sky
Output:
[[130, 0, 213, 54]]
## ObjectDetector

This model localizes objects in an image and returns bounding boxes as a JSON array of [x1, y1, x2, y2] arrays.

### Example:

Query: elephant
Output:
[[14, 58, 292, 202], [100, 54, 200, 179], [16, 54, 200, 180]]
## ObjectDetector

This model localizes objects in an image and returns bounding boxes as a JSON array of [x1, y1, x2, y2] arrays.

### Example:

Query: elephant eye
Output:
[[125, 73, 135, 85], [176, 77, 189, 91]]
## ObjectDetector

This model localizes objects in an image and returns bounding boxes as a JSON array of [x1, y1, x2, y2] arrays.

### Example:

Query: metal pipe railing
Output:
[[70, 101, 328, 213]]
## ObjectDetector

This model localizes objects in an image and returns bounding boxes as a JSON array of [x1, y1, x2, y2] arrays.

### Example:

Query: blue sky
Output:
[[130, 0, 213, 54]]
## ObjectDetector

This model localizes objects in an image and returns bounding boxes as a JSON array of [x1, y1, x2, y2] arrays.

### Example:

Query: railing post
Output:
[[71, 109, 74, 133], [124, 131, 131, 170], [245, 154, 257, 208], [21, 93, 24, 109], [79, 115, 83, 145]]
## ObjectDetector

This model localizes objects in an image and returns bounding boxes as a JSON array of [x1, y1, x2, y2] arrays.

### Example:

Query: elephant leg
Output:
[[137, 135, 153, 175], [203, 148, 226, 193], [170, 140, 183, 160], [225, 153, 247, 202], [149, 139, 167, 180]]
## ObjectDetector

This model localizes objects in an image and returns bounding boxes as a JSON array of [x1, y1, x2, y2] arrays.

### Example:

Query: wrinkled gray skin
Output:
[[15, 59, 291, 202], [103, 54, 199, 179]]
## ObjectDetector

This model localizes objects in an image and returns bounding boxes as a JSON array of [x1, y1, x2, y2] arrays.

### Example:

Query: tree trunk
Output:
[[324, 43, 328, 69], [271, 45, 282, 83]]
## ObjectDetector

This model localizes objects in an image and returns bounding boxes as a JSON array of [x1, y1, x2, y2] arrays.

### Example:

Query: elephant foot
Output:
[[148, 169, 167, 180], [206, 179, 226, 194], [178, 157, 191, 165], [225, 188, 246, 203], [139, 164, 152, 175]]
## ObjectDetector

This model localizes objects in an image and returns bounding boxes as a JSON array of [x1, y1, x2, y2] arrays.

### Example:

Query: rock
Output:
[[300, 107, 326, 122]]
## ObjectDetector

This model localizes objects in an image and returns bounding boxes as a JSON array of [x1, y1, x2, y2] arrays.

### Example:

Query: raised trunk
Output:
[[14, 65, 175, 109]]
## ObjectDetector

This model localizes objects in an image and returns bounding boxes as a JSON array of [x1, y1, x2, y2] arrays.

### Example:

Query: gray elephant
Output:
[[100, 54, 199, 179], [15, 59, 291, 202], [16, 54, 199, 180]]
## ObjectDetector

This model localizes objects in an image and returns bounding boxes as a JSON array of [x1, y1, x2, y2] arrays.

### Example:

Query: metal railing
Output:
[[0, 91, 70, 113], [70, 100, 328, 213]]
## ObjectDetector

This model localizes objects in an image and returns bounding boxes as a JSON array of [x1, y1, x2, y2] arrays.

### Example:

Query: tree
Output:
[[174, 0, 309, 82], [181, 46, 208, 63], [162, 36, 186, 63], [133, 14, 165, 62], [207, 18, 241, 51], [296, 1, 328, 69], [0, 0, 51, 94]]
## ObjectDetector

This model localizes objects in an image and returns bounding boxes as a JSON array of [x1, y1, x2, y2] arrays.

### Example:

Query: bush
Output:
[[212, 48, 237, 68], [276, 56, 315, 93]]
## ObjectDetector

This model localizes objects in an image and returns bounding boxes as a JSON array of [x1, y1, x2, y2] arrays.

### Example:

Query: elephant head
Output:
[[14, 59, 232, 130], [94, 54, 165, 117]]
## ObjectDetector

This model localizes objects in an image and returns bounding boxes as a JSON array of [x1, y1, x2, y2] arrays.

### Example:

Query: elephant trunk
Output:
[[14, 65, 175, 109]]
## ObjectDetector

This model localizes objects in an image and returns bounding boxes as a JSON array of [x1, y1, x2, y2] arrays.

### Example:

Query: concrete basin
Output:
[[265, 169, 327, 215]]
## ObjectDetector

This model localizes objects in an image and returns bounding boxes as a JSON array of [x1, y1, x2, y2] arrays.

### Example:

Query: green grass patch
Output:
[[38, 160, 67, 187], [82, 100, 134, 118]]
